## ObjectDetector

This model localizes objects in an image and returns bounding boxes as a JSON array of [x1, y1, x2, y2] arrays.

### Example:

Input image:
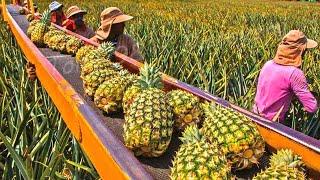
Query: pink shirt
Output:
[[253, 60, 318, 122]]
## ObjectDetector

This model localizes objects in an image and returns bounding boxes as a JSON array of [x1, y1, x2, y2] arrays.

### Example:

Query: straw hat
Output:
[[49, 1, 63, 12], [66, 6, 87, 19], [95, 7, 133, 40], [274, 30, 317, 67]]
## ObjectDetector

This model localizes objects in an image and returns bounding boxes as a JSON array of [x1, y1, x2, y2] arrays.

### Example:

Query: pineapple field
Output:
[[1, 0, 320, 179]]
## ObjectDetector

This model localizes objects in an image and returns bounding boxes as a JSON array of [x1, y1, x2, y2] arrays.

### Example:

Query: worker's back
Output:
[[253, 60, 297, 121]]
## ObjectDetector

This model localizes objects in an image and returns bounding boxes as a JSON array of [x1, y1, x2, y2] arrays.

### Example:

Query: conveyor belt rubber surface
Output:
[[7, 5, 271, 179]]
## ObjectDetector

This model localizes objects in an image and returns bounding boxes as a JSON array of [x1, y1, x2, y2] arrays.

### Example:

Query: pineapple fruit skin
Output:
[[94, 72, 136, 113], [80, 42, 115, 65], [254, 149, 306, 180], [43, 30, 64, 47], [201, 103, 265, 170], [82, 69, 119, 97], [27, 20, 39, 37], [123, 84, 142, 114], [76, 45, 96, 64], [171, 125, 233, 180], [66, 37, 84, 55], [123, 88, 174, 157], [30, 10, 50, 47], [81, 60, 122, 78], [253, 165, 305, 180], [167, 89, 202, 130]]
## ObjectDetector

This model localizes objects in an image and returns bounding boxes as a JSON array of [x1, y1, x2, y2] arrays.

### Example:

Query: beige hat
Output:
[[274, 30, 317, 67], [95, 7, 133, 40], [66, 6, 87, 19]]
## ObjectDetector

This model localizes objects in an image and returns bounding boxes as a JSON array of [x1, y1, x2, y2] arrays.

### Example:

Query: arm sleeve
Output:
[[290, 69, 318, 113]]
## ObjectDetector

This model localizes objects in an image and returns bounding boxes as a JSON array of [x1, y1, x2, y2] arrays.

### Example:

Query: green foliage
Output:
[[0, 18, 99, 179]]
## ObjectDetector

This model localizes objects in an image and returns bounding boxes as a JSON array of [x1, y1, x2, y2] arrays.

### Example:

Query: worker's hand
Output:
[[26, 62, 36, 81]]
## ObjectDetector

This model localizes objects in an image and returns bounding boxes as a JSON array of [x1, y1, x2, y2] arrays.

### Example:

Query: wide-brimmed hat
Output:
[[49, 1, 63, 12], [274, 30, 317, 67], [94, 7, 133, 40], [66, 6, 87, 19]]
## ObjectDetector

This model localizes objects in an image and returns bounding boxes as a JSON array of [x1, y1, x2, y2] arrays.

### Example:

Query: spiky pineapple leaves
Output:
[[138, 63, 163, 90]]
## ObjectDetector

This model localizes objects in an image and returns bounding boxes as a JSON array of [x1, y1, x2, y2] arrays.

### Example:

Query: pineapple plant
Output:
[[75, 45, 95, 64], [201, 102, 265, 170], [123, 64, 174, 157], [31, 10, 51, 47], [171, 125, 233, 180], [66, 36, 84, 55], [82, 69, 120, 97], [94, 71, 138, 113], [27, 19, 40, 37], [253, 149, 305, 180], [81, 60, 123, 78], [80, 42, 115, 65], [167, 89, 202, 130]]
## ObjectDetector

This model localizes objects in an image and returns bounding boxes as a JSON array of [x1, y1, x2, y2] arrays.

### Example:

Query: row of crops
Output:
[[0, 18, 99, 179], [36, 0, 320, 139]]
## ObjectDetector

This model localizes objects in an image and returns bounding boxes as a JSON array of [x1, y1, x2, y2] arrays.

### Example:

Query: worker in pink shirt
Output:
[[253, 30, 318, 122]]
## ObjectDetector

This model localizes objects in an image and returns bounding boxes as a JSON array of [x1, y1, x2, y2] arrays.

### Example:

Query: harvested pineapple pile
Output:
[[25, 10, 309, 180]]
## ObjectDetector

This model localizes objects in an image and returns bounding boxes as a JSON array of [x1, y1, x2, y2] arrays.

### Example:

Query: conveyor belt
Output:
[[7, 5, 271, 179]]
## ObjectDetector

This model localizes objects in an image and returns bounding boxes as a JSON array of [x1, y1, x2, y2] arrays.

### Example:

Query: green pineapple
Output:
[[167, 89, 202, 130], [48, 34, 71, 53], [123, 64, 173, 157], [201, 102, 265, 170], [171, 125, 233, 180], [31, 10, 51, 47], [94, 71, 138, 113], [43, 30, 64, 46]]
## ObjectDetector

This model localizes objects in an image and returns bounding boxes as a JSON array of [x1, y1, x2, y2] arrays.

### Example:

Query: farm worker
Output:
[[90, 7, 143, 61], [62, 6, 95, 38], [253, 30, 318, 122], [49, 1, 66, 26], [21, 0, 40, 16]]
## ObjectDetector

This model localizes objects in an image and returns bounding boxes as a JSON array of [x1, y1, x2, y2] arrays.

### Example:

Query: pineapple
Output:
[[122, 64, 162, 114], [201, 102, 265, 170], [31, 10, 51, 47], [253, 165, 305, 180], [122, 83, 142, 114], [167, 90, 202, 130], [75, 45, 95, 64], [254, 149, 305, 180], [43, 30, 64, 46], [123, 64, 174, 157], [80, 42, 115, 65], [81, 60, 123, 78], [48, 34, 71, 53], [66, 36, 84, 55], [270, 149, 305, 170], [94, 72, 138, 113], [27, 19, 40, 37], [171, 125, 233, 180], [82, 69, 120, 97]]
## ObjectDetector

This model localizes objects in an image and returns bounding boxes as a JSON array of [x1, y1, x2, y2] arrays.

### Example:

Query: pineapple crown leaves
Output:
[[270, 149, 305, 170], [138, 63, 163, 90], [98, 42, 116, 59], [179, 125, 204, 144], [40, 10, 51, 25]]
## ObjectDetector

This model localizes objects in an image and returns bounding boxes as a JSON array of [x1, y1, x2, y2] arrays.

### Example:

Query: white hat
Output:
[[49, 1, 63, 12]]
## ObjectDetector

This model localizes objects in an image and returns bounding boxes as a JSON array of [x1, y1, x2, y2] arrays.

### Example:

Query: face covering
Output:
[[74, 17, 84, 27]]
